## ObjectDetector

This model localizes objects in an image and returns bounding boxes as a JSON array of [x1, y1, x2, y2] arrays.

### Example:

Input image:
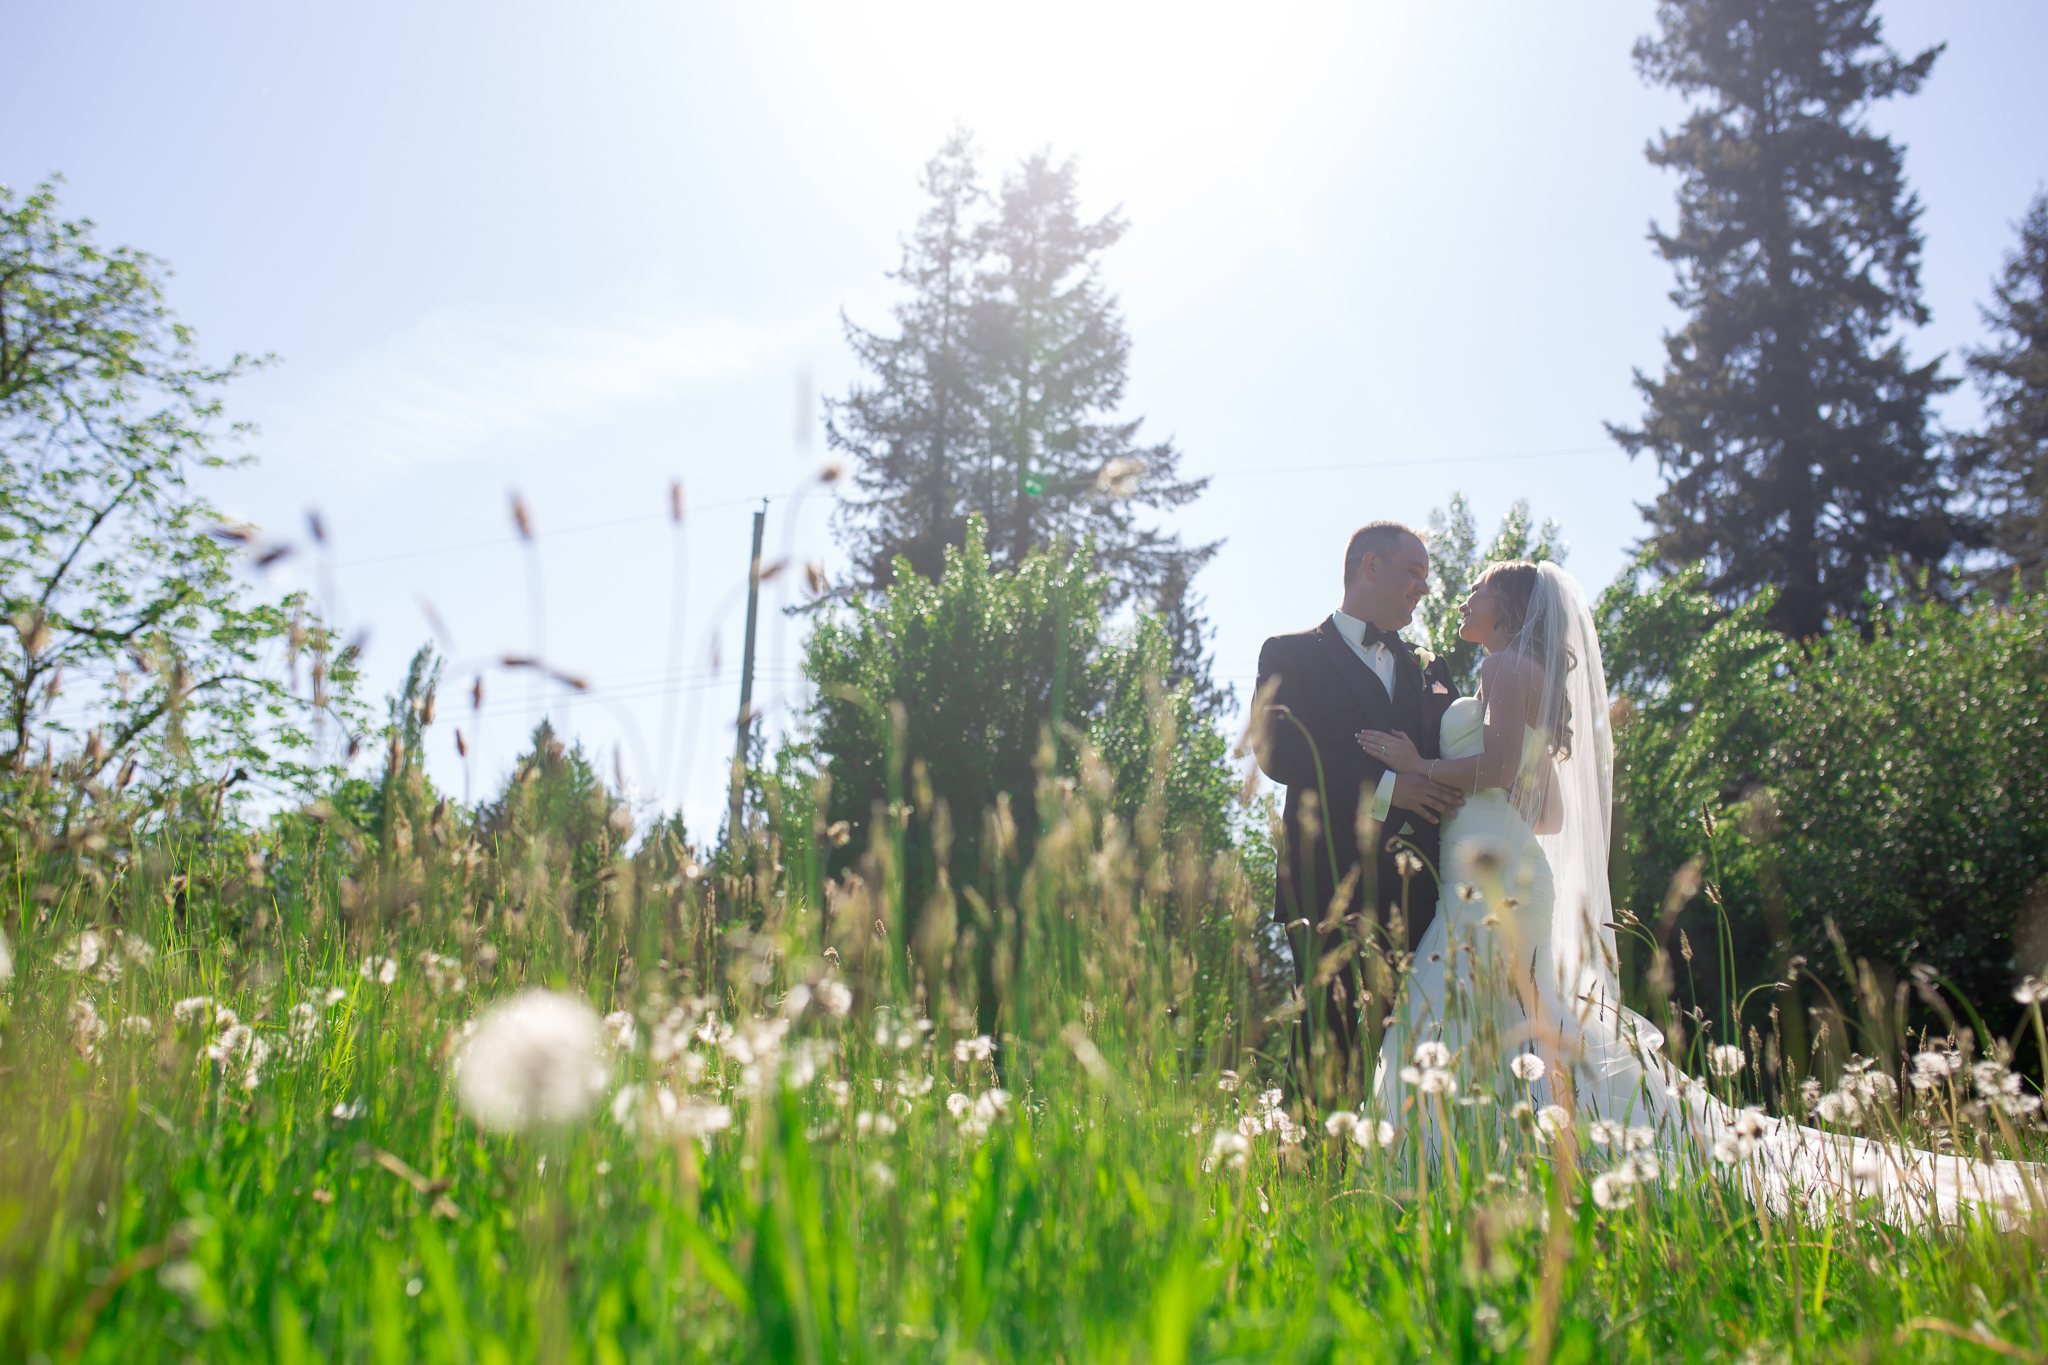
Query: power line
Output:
[[329, 494, 782, 569], [321, 446, 1612, 572], [1204, 447, 1611, 479]]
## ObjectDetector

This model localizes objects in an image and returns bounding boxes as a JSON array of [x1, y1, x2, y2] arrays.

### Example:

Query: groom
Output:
[[1254, 521, 1463, 1086]]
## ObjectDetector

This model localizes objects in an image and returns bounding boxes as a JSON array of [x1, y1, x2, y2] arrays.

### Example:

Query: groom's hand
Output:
[[1390, 773, 1464, 824]]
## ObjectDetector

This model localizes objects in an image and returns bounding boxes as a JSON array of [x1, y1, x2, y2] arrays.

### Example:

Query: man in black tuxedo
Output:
[[1254, 521, 1463, 1093]]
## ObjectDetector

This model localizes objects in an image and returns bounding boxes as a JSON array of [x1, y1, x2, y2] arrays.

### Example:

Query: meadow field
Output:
[[7, 714, 2048, 1365]]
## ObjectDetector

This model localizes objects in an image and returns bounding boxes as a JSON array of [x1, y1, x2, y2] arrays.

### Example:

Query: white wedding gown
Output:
[[1375, 658, 2038, 1226]]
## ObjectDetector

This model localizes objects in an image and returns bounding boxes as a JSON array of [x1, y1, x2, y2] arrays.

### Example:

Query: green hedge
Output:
[[1601, 562, 2048, 1056]]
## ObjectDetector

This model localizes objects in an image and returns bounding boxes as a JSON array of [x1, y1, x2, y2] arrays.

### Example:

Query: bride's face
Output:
[[1458, 581, 1508, 648]]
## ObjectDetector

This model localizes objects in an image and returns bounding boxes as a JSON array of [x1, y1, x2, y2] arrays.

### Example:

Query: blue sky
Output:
[[8, 1, 2046, 835]]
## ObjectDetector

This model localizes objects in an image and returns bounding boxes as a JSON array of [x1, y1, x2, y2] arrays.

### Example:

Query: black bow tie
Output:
[[1359, 621, 1409, 653]]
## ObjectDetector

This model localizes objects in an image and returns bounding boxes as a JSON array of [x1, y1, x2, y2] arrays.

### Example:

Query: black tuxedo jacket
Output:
[[1254, 617, 1460, 955]]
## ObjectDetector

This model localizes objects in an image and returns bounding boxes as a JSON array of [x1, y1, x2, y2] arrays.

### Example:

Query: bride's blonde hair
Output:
[[1480, 560, 1575, 759]]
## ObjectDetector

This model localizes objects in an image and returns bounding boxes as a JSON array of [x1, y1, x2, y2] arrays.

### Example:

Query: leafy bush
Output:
[[1602, 558, 2048, 1057], [797, 516, 1236, 906]]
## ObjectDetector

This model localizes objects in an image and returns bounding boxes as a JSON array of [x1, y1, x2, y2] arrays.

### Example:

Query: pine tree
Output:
[[1611, 0, 1956, 639], [1957, 192, 2048, 594], [969, 152, 1212, 607], [827, 137, 1221, 704], [829, 129, 989, 590]]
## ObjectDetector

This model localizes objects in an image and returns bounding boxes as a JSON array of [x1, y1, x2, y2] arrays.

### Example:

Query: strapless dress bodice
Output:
[[1438, 695, 1545, 793]]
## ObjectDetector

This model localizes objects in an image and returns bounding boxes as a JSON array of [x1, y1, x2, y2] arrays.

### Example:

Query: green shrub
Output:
[[1602, 559, 2048, 1060], [796, 515, 1236, 910]]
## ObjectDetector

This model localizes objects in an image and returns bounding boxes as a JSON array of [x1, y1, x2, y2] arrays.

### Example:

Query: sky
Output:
[[7, 1, 2046, 836]]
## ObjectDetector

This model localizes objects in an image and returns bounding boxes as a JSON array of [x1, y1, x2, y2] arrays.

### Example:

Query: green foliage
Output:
[[1614, 1, 1957, 638], [799, 516, 1236, 919], [1412, 493, 1567, 691], [1601, 555, 2048, 1053], [1958, 189, 2048, 595], [0, 179, 357, 811]]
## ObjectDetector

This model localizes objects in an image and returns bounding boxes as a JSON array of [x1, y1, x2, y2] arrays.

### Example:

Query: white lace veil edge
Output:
[[1514, 563, 1625, 1016]]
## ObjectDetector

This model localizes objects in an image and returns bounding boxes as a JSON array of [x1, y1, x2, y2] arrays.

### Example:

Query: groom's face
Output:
[[1364, 533, 1431, 629]]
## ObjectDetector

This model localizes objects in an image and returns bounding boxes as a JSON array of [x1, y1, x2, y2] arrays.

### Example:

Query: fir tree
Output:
[[1612, 0, 1956, 638], [827, 136, 1221, 705], [1957, 192, 2048, 594], [829, 129, 989, 590]]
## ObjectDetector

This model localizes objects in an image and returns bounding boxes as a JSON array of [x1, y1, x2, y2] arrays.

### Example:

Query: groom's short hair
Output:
[[1344, 521, 1422, 587]]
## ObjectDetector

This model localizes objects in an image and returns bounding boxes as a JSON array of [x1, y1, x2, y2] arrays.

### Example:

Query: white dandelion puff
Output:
[[1707, 1045, 1745, 1078], [452, 989, 610, 1133], [815, 980, 853, 1018], [1591, 1170, 1635, 1210], [1205, 1128, 1251, 1173], [952, 1035, 995, 1064], [1509, 1053, 1546, 1083], [601, 1010, 638, 1052]]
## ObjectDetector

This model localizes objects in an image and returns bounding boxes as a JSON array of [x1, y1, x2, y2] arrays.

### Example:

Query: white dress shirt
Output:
[[1332, 608, 1402, 823]]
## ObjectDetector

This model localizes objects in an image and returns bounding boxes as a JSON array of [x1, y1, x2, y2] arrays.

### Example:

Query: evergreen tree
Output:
[[1957, 192, 2048, 594], [1413, 494, 1567, 692], [829, 129, 989, 590], [1611, 0, 1956, 639], [827, 136, 1221, 704]]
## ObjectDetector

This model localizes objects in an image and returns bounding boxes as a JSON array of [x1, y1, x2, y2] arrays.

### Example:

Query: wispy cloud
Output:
[[254, 304, 819, 471]]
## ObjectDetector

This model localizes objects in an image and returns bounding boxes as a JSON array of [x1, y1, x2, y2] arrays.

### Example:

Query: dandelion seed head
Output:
[[2015, 975, 2048, 1006], [1587, 1119, 1624, 1148], [601, 1010, 638, 1052], [1351, 1118, 1397, 1150], [1205, 1128, 1251, 1172], [1707, 1044, 1745, 1078], [1590, 1170, 1633, 1210], [1413, 1041, 1452, 1070], [1509, 1053, 1546, 1083], [952, 1034, 995, 1064], [867, 1160, 896, 1190], [453, 989, 609, 1134], [360, 956, 398, 986], [1216, 1070, 1240, 1092], [1456, 837, 1507, 880], [816, 979, 853, 1017], [855, 1110, 898, 1137], [419, 952, 465, 996]]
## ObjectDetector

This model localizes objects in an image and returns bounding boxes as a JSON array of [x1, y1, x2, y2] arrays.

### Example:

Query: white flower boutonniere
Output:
[[1413, 646, 1437, 671]]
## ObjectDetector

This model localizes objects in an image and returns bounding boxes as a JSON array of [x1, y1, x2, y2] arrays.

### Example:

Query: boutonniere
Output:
[[1413, 646, 1437, 671]]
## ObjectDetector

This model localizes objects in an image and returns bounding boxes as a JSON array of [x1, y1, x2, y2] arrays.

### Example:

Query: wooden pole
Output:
[[729, 502, 767, 846]]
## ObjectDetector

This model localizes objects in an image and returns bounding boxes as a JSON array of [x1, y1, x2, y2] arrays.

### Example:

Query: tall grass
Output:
[[5, 714, 2048, 1365]]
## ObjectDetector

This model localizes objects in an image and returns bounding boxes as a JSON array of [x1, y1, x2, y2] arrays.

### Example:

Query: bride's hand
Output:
[[1355, 728, 1423, 774]]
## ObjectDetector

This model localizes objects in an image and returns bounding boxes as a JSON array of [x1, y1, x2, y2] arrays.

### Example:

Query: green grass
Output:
[[5, 763, 2048, 1365]]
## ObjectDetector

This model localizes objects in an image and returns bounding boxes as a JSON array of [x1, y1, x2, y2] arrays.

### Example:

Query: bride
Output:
[[1355, 560, 2035, 1224]]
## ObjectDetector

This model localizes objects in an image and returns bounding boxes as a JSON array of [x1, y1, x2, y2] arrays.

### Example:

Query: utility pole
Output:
[[728, 502, 768, 846]]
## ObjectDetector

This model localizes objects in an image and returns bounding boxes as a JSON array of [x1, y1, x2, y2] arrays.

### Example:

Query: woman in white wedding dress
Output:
[[1355, 560, 2037, 1225]]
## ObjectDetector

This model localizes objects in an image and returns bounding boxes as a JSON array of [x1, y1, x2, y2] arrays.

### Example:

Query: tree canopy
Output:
[[826, 132, 1226, 710], [1613, 0, 1957, 638], [0, 179, 352, 812]]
